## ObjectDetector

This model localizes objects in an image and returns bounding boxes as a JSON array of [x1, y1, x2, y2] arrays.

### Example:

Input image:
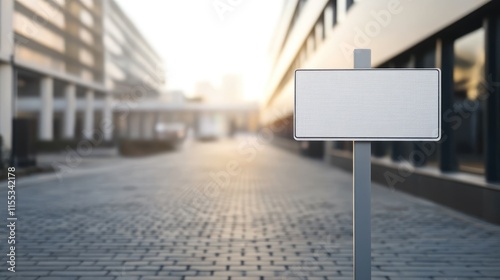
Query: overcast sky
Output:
[[116, 0, 284, 101]]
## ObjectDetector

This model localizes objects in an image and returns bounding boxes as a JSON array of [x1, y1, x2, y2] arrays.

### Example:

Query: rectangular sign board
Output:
[[294, 69, 441, 141]]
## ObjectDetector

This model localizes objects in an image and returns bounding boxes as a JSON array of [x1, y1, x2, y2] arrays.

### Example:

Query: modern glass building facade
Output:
[[264, 0, 500, 224]]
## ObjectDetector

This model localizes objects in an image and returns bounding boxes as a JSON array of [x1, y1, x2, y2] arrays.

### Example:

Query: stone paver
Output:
[[1, 138, 500, 279]]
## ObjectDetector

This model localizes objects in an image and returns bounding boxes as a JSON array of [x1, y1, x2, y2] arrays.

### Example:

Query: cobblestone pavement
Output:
[[1, 138, 500, 280]]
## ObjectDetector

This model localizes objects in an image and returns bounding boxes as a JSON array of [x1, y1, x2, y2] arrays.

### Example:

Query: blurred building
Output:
[[220, 74, 243, 103], [194, 80, 217, 103], [193, 75, 243, 104], [264, 0, 500, 224], [0, 0, 165, 154], [163, 90, 186, 105], [103, 0, 164, 100]]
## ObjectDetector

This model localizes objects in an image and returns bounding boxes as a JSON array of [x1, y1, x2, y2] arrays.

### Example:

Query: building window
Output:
[[80, 9, 94, 27], [79, 48, 94, 66], [326, 0, 337, 28], [13, 11, 65, 52], [81, 69, 94, 82], [315, 16, 325, 46], [453, 28, 486, 174], [80, 0, 94, 9], [346, 0, 354, 10], [79, 28, 94, 45], [16, 0, 66, 29], [105, 17, 125, 44], [104, 34, 123, 56], [290, 0, 308, 31], [297, 0, 308, 14]]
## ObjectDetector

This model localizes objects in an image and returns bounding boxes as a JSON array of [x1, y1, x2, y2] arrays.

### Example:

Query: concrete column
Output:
[[119, 113, 128, 138], [156, 113, 164, 140], [103, 94, 113, 141], [83, 90, 94, 138], [63, 84, 76, 139], [0, 0, 14, 58], [0, 64, 13, 150], [142, 113, 155, 140], [39, 76, 54, 141], [437, 39, 458, 172], [484, 15, 500, 182], [128, 112, 141, 140], [0, 0, 14, 150]]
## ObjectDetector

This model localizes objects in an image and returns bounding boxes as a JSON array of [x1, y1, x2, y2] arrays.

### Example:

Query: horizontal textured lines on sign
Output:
[[294, 69, 441, 141]]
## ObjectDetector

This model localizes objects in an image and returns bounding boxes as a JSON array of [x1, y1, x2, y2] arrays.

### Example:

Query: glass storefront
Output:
[[453, 28, 486, 174]]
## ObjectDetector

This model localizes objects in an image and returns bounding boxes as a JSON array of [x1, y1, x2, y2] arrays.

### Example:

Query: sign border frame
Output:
[[293, 68, 441, 141]]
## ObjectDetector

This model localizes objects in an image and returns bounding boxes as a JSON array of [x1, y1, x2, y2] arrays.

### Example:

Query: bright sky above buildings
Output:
[[117, 0, 284, 102]]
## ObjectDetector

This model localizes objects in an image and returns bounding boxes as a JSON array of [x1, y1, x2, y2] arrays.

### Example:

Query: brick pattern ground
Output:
[[1, 138, 499, 280]]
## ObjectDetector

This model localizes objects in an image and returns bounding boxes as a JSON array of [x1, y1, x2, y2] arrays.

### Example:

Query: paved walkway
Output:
[[1, 138, 500, 280]]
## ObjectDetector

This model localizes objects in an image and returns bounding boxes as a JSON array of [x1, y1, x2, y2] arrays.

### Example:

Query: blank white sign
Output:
[[294, 69, 441, 141]]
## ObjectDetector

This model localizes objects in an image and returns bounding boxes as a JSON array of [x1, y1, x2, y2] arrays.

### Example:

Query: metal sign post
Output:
[[293, 48, 441, 280], [353, 49, 371, 280]]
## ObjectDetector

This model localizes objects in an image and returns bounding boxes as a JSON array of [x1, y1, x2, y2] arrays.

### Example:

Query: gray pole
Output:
[[353, 49, 371, 280]]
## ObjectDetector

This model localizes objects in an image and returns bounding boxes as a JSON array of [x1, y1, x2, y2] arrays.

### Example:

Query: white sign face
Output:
[[294, 69, 441, 141]]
